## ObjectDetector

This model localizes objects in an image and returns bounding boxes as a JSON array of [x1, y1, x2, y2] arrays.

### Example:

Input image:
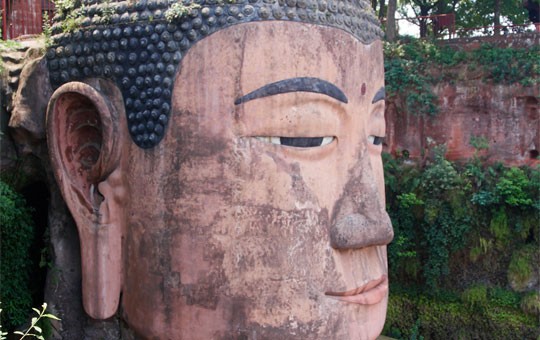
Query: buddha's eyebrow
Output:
[[234, 77, 348, 105], [372, 87, 385, 104]]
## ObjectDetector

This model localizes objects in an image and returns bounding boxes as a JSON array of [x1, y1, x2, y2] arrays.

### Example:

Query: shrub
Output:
[[0, 180, 35, 330], [488, 287, 520, 309], [461, 285, 488, 309], [384, 152, 539, 336], [496, 167, 534, 207], [520, 292, 540, 316], [507, 245, 538, 292], [489, 208, 510, 248], [384, 292, 539, 339]]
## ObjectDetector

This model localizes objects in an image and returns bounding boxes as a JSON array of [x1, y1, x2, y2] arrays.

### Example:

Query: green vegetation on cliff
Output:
[[382, 148, 540, 338], [0, 181, 36, 330], [384, 39, 540, 116]]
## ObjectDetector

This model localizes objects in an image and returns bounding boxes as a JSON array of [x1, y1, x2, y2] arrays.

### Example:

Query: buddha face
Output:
[[47, 20, 392, 340]]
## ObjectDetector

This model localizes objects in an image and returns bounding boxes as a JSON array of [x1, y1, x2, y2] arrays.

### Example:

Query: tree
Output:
[[399, 0, 457, 37], [398, 0, 529, 37], [455, 0, 529, 35], [523, 0, 540, 25], [386, 0, 398, 41], [372, 0, 387, 19]]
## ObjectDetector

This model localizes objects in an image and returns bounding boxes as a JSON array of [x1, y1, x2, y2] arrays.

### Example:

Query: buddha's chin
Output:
[[348, 294, 388, 340]]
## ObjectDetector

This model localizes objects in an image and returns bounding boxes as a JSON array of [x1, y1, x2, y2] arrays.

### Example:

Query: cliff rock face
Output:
[[385, 82, 539, 166]]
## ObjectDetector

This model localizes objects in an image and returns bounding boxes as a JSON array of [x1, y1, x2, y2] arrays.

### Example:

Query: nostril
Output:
[[330, 213, 394, 249]]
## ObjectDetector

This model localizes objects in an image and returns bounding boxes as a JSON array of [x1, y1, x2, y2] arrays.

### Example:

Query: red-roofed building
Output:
[[2, 0, 55, 40]]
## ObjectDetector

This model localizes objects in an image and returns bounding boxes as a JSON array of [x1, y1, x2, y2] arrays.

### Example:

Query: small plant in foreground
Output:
[[9, 303, 60, 340]]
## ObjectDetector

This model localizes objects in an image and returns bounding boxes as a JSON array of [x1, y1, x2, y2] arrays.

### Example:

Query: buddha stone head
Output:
[[45, 0, 393, 338]]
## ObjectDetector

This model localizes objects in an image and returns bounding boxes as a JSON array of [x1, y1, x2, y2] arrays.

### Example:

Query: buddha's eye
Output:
[[368, 135, 384, 146], [255, 136, 334, 148]]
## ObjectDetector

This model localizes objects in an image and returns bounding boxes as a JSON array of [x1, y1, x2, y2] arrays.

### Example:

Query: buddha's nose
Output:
[[329, 167, 394, 250]]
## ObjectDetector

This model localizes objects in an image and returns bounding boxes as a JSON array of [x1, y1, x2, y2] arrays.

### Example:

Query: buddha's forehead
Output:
[[46, 0, 382, 148]]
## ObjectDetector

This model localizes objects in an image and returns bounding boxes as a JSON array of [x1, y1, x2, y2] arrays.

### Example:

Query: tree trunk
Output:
[[386, 0, 397, 41], [419, 6, 430, 38], [379, 0, 386, 20], [494, 0, 501, 35]]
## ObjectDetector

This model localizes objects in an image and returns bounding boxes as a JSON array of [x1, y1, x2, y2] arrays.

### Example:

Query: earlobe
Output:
[[46, 80, 126, 319]]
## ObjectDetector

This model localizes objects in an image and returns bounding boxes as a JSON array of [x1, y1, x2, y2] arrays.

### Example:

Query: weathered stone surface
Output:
[[385, 81, 539, 166], [9, 56, 52, 142]]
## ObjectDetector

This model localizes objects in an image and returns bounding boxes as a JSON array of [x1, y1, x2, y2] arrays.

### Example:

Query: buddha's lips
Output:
[[325, 275, 388, 305]]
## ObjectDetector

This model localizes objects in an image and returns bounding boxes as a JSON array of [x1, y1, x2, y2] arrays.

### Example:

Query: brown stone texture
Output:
[[385, 81, 539, 166], [3, 25, 538, 340]]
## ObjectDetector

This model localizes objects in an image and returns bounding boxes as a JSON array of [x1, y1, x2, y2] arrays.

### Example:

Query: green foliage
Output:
[[398, 192, 425, 208], [421, 152, 460, 196], [489, 208, 510, 247], [165, 2, 202, 22], [469, 135, 489, 150], [0, 38, 23, 76], [397, 0, 530, 37], [61, 11, 84, 33], [0, 181, 35, 330], [385, 151, 539, 288], [384, 152, 539, 337], [461, 284, 488, 309], [496, 167, 534, 207], [489, 287, 520, 308], [470, 43, 540, 86], [520, 291, 540, 316], [469, 236, 493, 262], [53, 0, 77, 16], [384, 294, 420, 339], [53, 0, 84, 33], [416, 151, 471, 289], [507, 245, 538, 292], [384, 292, 539, 339], [470, 189, 498, 206], [455, 0, 530, 36], [0, 39, 22, 50], [41, 12, 53, 48], [0, 305, 6, 340], [100, 0, 115, 24], [384, 40, 439, 116], [0, 303, 60, 340]]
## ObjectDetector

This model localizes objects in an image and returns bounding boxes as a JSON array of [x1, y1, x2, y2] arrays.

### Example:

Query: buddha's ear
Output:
[[47, 80, 127, 319]]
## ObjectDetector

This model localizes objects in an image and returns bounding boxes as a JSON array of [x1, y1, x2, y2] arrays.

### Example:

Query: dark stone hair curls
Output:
[[47, 0, 383, 148]]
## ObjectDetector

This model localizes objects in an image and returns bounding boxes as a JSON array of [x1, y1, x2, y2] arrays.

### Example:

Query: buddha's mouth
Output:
[[325, 275, 388, 305]]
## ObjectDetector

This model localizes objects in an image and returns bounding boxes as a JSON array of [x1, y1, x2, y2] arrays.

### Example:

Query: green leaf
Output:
[[44, 313, 61, 320]]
